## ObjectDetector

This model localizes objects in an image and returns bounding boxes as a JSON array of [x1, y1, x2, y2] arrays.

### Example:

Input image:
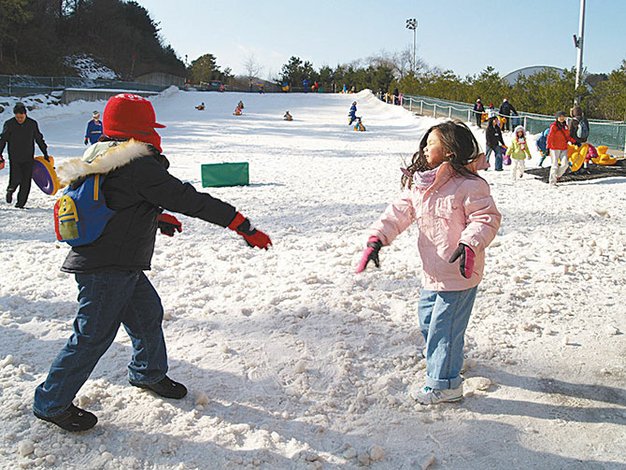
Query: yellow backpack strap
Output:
[[93, 174, 100, 201]]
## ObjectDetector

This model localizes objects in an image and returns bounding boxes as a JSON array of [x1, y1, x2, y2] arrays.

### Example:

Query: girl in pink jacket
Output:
[[356, 121, 501, 405]]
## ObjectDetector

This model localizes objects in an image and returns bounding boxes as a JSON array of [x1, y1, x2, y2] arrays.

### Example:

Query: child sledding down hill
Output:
[[33, 93, 272, 432], [233, 104, 243, 116], [195, 102, 205, 111], [354, 117, 366, 131], [283, 110, 293, 121], [356, 120, 501, 405], [506, 125, 532, 181]]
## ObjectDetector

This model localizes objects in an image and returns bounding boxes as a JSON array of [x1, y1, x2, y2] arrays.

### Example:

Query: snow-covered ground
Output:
[[0, 89, 624, 469]]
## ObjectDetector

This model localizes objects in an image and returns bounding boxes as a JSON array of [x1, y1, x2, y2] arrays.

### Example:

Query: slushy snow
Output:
[[0, 89, 624, 469]]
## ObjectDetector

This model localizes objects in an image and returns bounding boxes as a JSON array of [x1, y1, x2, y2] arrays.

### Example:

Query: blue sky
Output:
[[140, 0, 625, 79]]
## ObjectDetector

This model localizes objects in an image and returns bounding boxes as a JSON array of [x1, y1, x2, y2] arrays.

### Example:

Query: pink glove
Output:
[[448, 243, 475, 279], [355, 236, 383, 273]]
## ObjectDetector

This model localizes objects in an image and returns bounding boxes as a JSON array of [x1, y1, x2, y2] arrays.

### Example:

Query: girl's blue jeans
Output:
[[418, 287, 478, 390], [33, 270, 168, 418]]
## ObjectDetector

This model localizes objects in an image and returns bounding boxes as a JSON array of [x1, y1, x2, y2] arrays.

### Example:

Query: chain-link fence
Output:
[[403, 94, 626, 155], [0, 75, 169, 96]]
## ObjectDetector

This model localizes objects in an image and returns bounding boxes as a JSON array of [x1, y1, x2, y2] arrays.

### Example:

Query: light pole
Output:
[[573, 0, 586, 102], [405, 18, 417, 74]]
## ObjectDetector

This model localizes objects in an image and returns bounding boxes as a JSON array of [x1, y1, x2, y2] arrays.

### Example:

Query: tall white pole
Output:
[[575, 0, 586, 92], [413, 27, 417, 75]]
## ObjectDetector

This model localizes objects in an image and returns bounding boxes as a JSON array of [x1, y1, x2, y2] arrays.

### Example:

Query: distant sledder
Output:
[[283, 110, 293, 121], [354, 117, 366, 132], [348, 101, 359, 126]]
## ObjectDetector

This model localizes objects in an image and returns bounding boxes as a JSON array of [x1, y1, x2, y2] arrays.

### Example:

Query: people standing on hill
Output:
[[32, 93, 272, 432], [84, 111, 103, 145], [393, 87, 400, 105], [506, 125, 532, 181], [0, 103, 50, 208], [485, 117, 506, 171], [547, 111, 577, 186], [498, 98, 517, 132], [473, 98, 485, 128], [355, 120, 501, 405], [487, 103, 496, 119]]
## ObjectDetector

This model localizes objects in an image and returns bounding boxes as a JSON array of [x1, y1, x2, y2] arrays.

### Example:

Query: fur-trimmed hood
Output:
[[56, 139, 153, 185]]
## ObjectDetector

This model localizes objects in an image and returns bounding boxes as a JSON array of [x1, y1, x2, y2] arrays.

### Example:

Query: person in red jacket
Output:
[[547, 111, 576, 186]]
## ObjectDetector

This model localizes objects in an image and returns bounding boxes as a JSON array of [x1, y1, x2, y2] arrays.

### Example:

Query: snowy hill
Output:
[[0, 89, 625, 469]]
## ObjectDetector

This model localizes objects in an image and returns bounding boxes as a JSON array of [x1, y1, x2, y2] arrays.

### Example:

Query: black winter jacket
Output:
[[59, 140, 237, 273], [486, 125, 505, 149], [0, 117, 48, 161], [498, 101, 516, 117]]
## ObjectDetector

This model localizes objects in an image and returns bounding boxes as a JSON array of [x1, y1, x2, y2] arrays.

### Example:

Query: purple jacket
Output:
[[369, 163, 501, 291]]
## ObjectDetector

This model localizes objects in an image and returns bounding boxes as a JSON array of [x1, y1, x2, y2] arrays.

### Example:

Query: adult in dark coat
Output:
[[0, 103, 49, 208], [473, 98, 485, 128], [33, 93, 272, 432], [498, 98, 517, 132]]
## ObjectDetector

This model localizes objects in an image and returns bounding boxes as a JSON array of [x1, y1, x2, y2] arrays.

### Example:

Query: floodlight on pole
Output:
[[574, 0, 586, 100], [405, 18, 417, 74]]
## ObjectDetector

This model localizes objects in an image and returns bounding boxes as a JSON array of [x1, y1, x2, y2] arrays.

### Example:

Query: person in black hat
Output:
[[0, 103, 49, 208]]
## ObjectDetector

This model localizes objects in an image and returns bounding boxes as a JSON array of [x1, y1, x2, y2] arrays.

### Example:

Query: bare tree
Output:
[[243, 54, 263, 81], [368, 47, 426, 80]]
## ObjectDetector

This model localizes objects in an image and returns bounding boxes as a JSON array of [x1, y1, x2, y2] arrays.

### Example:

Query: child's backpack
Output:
[[53, 173, 115, 246], [577, 117, 590, 140]]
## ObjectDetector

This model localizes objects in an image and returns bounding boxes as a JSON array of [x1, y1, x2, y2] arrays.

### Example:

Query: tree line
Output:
[[274, 54, 626, 122], [0, 0, 185, 78], [1, 1, 623, 121]]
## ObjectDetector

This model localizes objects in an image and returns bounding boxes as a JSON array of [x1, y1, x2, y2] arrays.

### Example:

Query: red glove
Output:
[[355, 236, 383, 273], [157, 213, 182, 237], [448, 243, 475, 279], [228, 212, 272, 249]]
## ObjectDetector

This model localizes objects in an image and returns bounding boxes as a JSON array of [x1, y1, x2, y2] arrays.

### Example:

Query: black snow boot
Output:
[[34, 404, 97, 432], [130, 376, 188, 399], [6, 191, 13, 204]]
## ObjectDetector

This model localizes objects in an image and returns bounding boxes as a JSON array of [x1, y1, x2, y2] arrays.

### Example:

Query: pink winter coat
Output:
[[369, 163, 501, 291]]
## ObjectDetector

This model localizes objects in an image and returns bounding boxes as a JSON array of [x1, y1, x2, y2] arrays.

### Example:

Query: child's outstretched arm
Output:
[[459, 181, 501, 252], [357, 192, 415, 273]]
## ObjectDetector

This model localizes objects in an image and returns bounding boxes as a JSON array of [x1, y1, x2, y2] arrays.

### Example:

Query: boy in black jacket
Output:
[[0, 103, 49, 208], [33, 93, 272, 432]]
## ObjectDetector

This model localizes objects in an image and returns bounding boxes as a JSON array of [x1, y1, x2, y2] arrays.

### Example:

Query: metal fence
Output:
[[402, 94, 626, 154], [0, 75, 169, 96]]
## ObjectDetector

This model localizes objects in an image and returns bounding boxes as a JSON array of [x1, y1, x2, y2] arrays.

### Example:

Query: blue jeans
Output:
[[418, 287, 478, 390], [33, 271, 168, 417], [485, 146, 504, 170]]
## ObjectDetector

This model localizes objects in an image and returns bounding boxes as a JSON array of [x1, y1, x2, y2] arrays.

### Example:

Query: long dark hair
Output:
[[401, 120, 482, 189]]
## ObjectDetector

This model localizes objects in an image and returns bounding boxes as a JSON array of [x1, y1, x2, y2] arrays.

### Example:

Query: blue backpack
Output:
[[53, 173, 115, 246]]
